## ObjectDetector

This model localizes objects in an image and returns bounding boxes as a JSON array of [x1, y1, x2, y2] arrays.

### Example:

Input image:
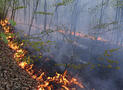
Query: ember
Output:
[[58, 30, 107, 42], [0, 19, 84, 90]]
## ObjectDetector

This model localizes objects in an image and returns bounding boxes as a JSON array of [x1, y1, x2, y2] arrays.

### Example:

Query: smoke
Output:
[[9, 0, 123, 90]]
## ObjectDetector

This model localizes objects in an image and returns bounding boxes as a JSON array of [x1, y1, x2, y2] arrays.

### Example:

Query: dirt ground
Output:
[[0, 40, 37, 90]]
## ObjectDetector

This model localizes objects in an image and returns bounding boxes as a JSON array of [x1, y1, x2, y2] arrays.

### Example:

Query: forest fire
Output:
[[15, 22, 107, 42], [0, 19, 84, 90], [58, 30, 107, 42], [19, 62, 28, 69]]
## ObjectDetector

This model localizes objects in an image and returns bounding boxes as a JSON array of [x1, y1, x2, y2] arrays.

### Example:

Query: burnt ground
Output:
[[0, 40, 37, 90]]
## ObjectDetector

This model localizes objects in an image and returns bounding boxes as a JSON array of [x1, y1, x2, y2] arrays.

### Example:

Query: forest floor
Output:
[[0, 40, 37, 90]]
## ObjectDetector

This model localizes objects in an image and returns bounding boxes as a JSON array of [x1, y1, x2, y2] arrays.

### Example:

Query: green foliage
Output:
[[0, 0, 28, 19], [34, 11, 53, 15], [8, 20, 16, 26], [13, 6, 27, 10], [104, 50, 112, 56], [115, 66, 120, 70], [97, 48, 120, 69], [55, 2, 65, 7], [82, 48, 121, 70], [0, 32, 8, 44], [62, 0, 74, 4], [93, 21, 118, 29], [6, 33, 15, 37], [55, 0, 74, 7], [90, 65, 96, 70], [109, 48, 120, 53], [22, 56, 34, 64], [0, 0, 10, 18], [112, 0, 123, 7], [20, 34, 55, 54], [88, 1, 107, 14], [38, 56, 42, 59], [104, 48, 120, 56], [106, 58, 114, 64]]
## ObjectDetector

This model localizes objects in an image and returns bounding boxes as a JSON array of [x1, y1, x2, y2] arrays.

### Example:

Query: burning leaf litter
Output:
[[0, 19, 84, 90]]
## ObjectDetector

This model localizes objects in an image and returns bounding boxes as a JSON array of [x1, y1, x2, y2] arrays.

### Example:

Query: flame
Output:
[[15, 21, 107, 42], [19, 62, 28, 69], [0, 19, 84, 90], [58, 30, 107, 42]]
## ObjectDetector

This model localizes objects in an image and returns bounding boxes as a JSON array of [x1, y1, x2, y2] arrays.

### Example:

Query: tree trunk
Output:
[[28, 0, 39, 37], [44, 0, 47, 31]]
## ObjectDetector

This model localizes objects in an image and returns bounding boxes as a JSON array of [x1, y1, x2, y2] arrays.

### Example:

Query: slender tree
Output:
[[44, 0, 47, 31], [28, 0, 39, 37]]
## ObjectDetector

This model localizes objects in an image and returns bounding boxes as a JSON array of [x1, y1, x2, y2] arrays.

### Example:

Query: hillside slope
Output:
[[0, 40, 37, 90]]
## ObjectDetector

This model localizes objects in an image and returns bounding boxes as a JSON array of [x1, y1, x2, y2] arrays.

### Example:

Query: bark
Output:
[[44, 0, 47, 31], [28, 0, 39, 37]]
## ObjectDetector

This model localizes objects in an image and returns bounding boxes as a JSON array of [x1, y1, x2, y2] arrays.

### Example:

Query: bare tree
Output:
[[44, 0, 47, 31], [28, 0, 39, 37]]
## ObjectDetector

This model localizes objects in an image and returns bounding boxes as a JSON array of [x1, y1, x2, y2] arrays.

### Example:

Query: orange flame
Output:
[[19, 62, 27, 69], [58, 30, 107, 42], [0, 19, 84, 90]]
